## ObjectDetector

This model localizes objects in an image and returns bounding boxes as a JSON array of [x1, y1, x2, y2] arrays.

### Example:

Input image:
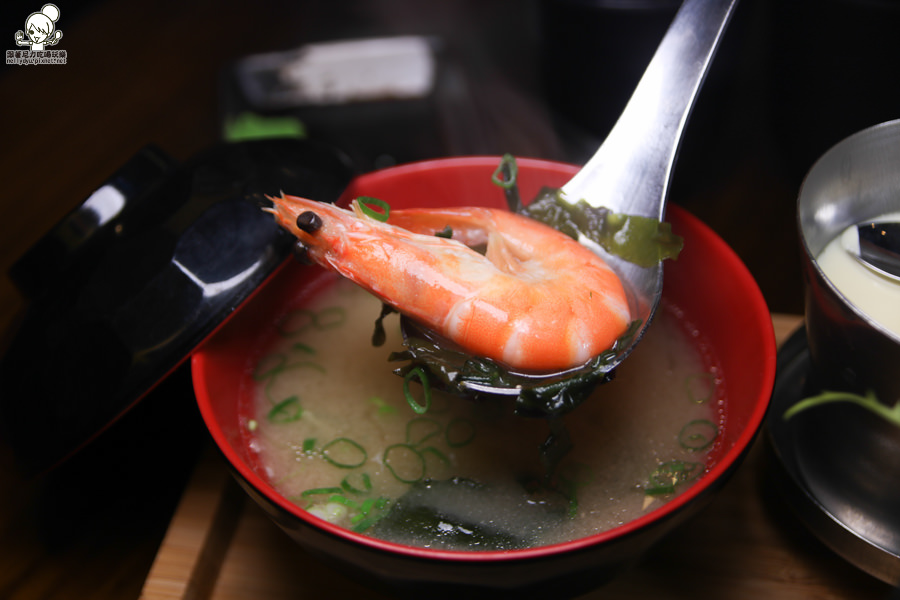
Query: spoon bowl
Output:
[[428, 0, 741, 401], [843, 221, 900, 281]]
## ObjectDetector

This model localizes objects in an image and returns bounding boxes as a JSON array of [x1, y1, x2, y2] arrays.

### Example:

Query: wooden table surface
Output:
[[1, 1, 899, 598]]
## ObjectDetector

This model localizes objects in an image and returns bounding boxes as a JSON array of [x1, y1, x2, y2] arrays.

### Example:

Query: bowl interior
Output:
[[192, 156, 776, 560]]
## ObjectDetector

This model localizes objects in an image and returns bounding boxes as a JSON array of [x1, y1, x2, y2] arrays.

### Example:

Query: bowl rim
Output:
[[193, 155, 776, 563]]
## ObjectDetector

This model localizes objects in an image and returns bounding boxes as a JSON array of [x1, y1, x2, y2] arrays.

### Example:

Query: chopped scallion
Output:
[[491, 153, 518, 190], [445, 418, 476, 447], [292, 342, 316, 355], [277, 306, 346, 337], [352, 510, 389, 533], [384, 443, 426, 483], [492, 153, 522, 213], [403, 367, 432, 414], [327, 494, 359, 508], [322, 437, 368, 468], [301, 486, 344, 497], [268, 396, 303, 423], [419, 446, 450, 467], [685, 373, 715, 404], [644, 460, 703, 496], [253, 353, 288, 381], [341, 473, 373, 495], [405, 417, 441, 446], [678, 419, 718, 451], [357, 196, 390, 222], [368, 396, 397, 416]]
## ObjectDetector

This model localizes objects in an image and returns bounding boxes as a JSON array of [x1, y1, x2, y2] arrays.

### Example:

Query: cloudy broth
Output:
[[249, 274, 722, 550]]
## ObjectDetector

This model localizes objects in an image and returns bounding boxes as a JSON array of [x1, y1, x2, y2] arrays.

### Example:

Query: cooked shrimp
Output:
[[265, 194, 631, 372]]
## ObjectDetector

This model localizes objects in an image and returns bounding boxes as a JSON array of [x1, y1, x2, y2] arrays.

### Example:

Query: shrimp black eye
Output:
[[296, 211, 322, 233]]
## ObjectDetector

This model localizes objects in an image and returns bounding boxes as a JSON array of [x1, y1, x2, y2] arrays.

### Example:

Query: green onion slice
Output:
[[267, 395, 303, 423], [292, 342, 316, 355], [419, 446, 451, 467], [341, 473, 373, 495], [351, 503, 391, 533], [678, 419, 718, 451], [300, 486, 344, 497], [383, 443, 426, 483], [368, 396, 397, 416], [322, 437, 368, 468], [491, 153, 518, 190], [567, 497, 579, 519], [253, 353, 288, 381], [685, 373, 715, 404], [327, 494, 359, 508], [357, 196, 391, 222], [277, 306, 346, 337], [403, 367, 432, 414], [645, 460, 704, 496], [406, 417, 441, 446], [255, 354, 325, 389], [445, 418, 476, 447]]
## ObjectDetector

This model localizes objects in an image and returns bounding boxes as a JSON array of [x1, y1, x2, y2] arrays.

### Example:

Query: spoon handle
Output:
[[562, 0, 740, 218]]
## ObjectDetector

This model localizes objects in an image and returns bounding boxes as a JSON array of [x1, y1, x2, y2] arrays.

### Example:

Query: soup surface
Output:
[[248, 273, 722, 550]]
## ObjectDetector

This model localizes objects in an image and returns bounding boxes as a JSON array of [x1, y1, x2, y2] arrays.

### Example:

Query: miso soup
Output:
[[248, 273, 722, 550]]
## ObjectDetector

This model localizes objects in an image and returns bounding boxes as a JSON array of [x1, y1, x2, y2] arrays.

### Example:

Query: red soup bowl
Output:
[[193, 157, 776, 598]]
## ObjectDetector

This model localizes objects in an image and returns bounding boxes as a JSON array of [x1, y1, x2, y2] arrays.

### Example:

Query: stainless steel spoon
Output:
[[439, 0, 741, 400], [842, 221, 900, 281]]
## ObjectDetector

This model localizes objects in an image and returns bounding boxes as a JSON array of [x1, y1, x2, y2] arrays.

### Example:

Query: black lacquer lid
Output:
[[0, 139, 354, 474]]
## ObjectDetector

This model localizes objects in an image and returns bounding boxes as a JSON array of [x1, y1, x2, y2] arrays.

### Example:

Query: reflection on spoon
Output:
[[841, 221, 900, 282]]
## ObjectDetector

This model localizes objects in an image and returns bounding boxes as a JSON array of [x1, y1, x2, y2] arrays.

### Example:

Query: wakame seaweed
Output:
[[495, 153, 683, 267], [370, 477, 572, 550], [389, 318, 642, 420]]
